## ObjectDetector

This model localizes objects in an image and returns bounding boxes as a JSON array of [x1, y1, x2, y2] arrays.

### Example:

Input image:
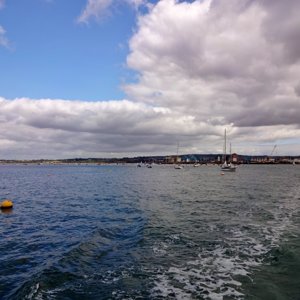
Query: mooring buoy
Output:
[[0, 199, 14, 209]]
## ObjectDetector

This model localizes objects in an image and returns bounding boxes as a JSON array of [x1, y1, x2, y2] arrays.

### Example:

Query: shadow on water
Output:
[[10, 219, 146, 300]]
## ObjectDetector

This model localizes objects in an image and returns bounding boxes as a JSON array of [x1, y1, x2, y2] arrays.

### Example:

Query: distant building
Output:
[[166, 156, 179, 164], [231, 153, 238, 163]]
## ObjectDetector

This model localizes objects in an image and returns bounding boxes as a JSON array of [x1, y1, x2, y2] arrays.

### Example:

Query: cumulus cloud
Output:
[[0, 97, 226, 159], [121, 0, 300, 154], [0, 96, 299, 159], [125, 0, 300, 122]]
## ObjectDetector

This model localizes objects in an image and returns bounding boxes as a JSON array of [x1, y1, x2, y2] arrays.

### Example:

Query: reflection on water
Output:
[[1, 208, 13, 214], [0, 164, 299, 299]]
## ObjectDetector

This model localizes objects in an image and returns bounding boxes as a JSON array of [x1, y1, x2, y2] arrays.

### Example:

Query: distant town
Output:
[[0, 153, 299, 165]]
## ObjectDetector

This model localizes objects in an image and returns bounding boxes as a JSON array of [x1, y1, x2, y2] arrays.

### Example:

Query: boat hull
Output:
[[221, 166, 236, 172]]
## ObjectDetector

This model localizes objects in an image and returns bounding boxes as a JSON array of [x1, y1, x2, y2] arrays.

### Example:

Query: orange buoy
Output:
[[1, 199, 13, 209]]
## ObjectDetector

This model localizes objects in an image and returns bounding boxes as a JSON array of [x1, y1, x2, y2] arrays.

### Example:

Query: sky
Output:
[[0, 0, 300, 159]]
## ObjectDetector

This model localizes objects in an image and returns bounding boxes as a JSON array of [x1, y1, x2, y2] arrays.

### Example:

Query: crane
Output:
[[267, 145, 277, 163], [270, 145, 277, 156]]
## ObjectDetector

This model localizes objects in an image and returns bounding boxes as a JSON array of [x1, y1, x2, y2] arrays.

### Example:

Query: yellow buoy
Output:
[[1, 199, 13, 209]]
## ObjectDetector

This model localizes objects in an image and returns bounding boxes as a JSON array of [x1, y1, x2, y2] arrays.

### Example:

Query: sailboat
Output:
[[174, 142, 183, 169], [174, 164, 183, 169], [221, 129, 236, 172]]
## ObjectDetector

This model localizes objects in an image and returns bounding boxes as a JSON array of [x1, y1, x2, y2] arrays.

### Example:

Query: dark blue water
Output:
[[0, 164, 299, 299]]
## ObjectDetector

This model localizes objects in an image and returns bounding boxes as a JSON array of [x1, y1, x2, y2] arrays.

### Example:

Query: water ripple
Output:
[[0, 164, 299, 299]]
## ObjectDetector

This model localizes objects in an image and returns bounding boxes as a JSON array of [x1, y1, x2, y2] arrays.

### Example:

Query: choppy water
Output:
[[0, 164, 300, 300]]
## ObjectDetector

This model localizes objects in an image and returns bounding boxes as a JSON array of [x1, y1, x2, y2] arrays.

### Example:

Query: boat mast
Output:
[[175, 141, 179, 164], [224, 128, 227, 163]]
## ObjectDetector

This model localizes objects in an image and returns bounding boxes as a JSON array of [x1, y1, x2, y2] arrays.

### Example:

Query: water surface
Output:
[[0, 164, 299, 299]]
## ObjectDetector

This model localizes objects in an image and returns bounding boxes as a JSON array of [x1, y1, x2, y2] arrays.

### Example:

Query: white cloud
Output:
[[126, 0, 149, 10], [0, 2, 9, 48], [0, 96, 299, 159], [0, 97, 225, 159], [120, 0, 300, 154], [77, 0, 114, 23], [0, 25, 9, 48], [78, 0, 149, 23]]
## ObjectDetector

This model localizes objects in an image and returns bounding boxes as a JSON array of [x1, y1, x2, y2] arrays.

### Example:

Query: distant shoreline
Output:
[[0, 154, 299, 166]]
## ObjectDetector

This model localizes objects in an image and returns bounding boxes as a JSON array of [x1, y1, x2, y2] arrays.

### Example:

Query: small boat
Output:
[[137, 162, 142, 167], [174, 164, 183, 169]]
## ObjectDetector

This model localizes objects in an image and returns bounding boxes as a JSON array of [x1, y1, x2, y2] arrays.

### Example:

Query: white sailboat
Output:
[[174, 164, 183, 169], [174, 142, 183, 169], [221, 129, 236, 172]]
